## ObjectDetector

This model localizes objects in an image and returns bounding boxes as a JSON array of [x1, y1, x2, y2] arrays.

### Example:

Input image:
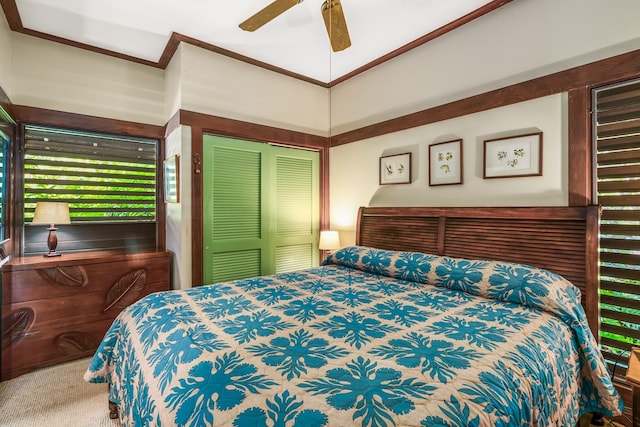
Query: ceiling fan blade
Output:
[[321, 0, 351, 52], [240, 0, 301, 32]]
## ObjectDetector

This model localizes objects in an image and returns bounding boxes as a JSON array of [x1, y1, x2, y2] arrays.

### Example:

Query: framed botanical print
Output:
[[379, 153, 411, 185], [483, 132, 543, 179], [429, 139, 463, 186]]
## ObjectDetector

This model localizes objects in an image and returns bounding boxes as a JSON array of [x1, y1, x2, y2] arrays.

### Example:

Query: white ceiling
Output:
[[13, 0, 500, 84]]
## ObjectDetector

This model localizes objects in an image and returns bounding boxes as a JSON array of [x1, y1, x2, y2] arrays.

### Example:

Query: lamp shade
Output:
[[32, 202, 71, 225], [319, 230, 340, 251]]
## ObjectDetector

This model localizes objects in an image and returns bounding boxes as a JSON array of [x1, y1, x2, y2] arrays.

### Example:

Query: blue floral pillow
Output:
[[324, 246, 581, 318], [323, 246, 438, 283]]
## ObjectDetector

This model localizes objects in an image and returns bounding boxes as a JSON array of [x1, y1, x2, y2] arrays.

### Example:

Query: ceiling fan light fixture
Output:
[[321, 0, 351, 52]]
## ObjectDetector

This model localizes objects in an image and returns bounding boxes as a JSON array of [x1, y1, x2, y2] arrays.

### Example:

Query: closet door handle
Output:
[[193, 153, 201, 174]]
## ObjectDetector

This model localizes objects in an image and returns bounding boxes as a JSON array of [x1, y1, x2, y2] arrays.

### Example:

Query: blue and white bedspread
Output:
[[85, 246, 623, 426]]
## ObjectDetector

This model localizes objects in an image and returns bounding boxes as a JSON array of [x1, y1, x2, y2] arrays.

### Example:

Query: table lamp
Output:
[[32, 201, 71, 257], [319, 230, 340, 253]]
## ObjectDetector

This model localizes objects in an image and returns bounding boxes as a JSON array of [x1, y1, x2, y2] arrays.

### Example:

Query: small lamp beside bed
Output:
[[319, 230, 340, 257]]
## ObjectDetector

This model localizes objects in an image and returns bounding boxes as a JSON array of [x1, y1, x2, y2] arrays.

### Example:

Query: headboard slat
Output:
[[356, 206, 599, 334]]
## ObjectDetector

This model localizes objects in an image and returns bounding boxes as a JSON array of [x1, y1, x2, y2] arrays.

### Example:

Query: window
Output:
[[593, 78, 640, 381], [22, 124, 159, 254], [0, 131, 7, 241]]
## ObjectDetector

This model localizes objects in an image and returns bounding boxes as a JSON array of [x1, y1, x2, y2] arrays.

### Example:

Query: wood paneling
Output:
[[179, 110, 328, 150], [11, 106, 164, 139], [190, 126, 204, 287], [24, 222, 157, 255], [568, 87, 592, 206]]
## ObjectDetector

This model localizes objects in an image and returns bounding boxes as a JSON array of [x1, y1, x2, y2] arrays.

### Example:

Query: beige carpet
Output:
[[0, 357, 120, 427]]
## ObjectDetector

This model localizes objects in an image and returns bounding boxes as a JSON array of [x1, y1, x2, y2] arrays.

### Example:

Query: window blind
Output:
[[23, 125, 157, 223], [593, 78, 640, 380]]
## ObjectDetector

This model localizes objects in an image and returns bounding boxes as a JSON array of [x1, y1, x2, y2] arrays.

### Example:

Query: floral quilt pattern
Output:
[[85, 246, 622, 426]]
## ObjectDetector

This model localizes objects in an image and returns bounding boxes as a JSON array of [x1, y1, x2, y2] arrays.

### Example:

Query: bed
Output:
[[85, 206, 623, 426]]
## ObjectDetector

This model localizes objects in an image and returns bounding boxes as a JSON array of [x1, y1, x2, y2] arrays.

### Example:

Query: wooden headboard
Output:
[[356, 206, 599, 332]]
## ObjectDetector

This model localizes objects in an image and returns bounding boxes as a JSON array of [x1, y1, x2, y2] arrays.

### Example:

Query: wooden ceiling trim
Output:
[[0, 0, 21, 30], [0, 0, 510, 88], [331, 49, 640, 147], [158, 33, 328, 88], [330, 0, 513, 87], [0, 0, 160, 68], [179, 109, 329, 150]]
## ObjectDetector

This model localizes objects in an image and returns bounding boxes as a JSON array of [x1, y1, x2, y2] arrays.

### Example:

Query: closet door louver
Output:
[[203, 136, 319, 284], [203, 137, 268, 283], [273, 147, 319, 273]]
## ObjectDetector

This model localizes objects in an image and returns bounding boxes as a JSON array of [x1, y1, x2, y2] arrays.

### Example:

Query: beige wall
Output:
[[330, 0, 640, 134], [6, 30, 330, 134], [327, 0, 640, 245], [11, 34, 165, 124], [330, 95, 567, 246], [164, 125, 192, 290], [0, 10, 12, 97], [164, 44, 183, 122], [177, 43, 329, 136]]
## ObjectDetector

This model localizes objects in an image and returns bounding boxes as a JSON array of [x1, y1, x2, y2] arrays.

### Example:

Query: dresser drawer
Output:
[[1, 318, 115, 379], [4, 282, 167, 332], [3, 253, 170, 304]]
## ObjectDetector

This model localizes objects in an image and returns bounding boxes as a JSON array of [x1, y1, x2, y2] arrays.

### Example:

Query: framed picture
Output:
[[379, 153, 411, 185], [429, 139, 463, 186], [483, 132, 543, 178], [164, 155, 179, 203]]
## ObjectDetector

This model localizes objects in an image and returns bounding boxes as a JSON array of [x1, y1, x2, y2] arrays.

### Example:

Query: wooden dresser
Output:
[[1, 250, 170, 380]]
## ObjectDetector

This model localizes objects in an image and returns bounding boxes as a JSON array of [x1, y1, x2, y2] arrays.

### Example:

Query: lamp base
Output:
[[45, 226, 61, 257]]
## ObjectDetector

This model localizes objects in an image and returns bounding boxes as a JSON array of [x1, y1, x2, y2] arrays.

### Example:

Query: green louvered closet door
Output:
[[203, 135, 319, 284]]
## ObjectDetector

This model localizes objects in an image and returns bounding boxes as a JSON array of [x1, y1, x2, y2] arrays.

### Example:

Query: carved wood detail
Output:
[[2, 308, 35, 350], [55, 332, 97, 355], [104, 269, 147, 312], [2, 252, 169, 381], [38, 265, 88, 287]]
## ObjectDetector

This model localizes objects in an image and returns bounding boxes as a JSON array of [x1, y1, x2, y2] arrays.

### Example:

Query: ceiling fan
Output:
[[239, 0, 352, 52]]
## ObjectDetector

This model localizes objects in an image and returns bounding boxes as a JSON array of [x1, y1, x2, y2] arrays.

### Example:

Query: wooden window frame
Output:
[[9, 106, 166, 257]]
